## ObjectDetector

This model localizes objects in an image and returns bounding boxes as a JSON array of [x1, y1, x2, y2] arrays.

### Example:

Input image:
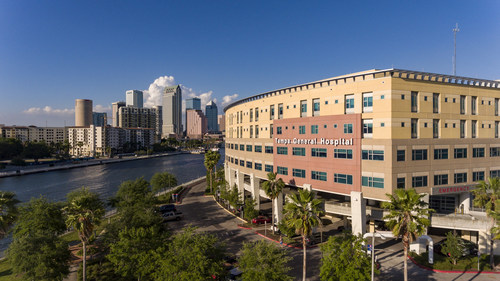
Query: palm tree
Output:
[[262, 172, 285, 234], [472, 177, 500, 269], [283, 188, 323, 281], [381, 189, 432, 281], [64, 188, 105, 281], [204, 150, 220, 193], [0, 191, 19, 239]]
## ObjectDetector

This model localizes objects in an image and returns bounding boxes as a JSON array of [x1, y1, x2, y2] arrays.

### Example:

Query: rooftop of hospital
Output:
[[224, 68, 500, 112]]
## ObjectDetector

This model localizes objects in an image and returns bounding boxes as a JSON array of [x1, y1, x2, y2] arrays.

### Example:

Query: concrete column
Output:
[[459, 192, 471, 214], [478, 231, 490, 255], [237, 170, 244, 200], [273, 192, 284, 227], [224, 163, 230, 187], [351, 191, 366, 236], [303, 183, 312, 191], [421, 193, 430, 234], [250, 174, 260, 210]]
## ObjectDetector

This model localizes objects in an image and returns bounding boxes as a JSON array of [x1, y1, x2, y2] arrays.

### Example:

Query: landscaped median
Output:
[[409, 251, 500, 273], [209, 195, 323, 249]]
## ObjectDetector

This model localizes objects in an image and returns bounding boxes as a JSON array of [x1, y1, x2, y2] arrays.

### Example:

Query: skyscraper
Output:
[[92, 112, 107, 126], [162, 85, 182, 138], [186, 109, 207, 139], [112, 101, 126, 127], [126, 90, 144, 108], [185, 98, 201, 110], [205, 100, 218, 133], [75, 99, 93, 127]]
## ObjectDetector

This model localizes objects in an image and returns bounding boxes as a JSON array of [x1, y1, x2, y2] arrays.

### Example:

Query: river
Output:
[[0, 150, 224, 254]]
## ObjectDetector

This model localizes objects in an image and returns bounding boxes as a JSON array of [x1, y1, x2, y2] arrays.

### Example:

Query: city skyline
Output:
[[1, 0, 499, 127]]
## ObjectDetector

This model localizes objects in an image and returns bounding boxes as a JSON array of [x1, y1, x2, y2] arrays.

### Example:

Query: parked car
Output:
[[251, 216, 271, 224], [227, 267, 242, 281], [434, 237, 478, 256], [158, 204, 176, 214], [162, 211, 183, 221]]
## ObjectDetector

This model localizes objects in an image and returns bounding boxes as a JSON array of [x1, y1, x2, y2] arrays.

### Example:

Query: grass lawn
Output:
[[410, 251, 500, 271], [0, 259, 21, 281]]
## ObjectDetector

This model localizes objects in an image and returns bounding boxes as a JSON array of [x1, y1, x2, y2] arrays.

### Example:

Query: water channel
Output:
[[0, 150, 224, 254]]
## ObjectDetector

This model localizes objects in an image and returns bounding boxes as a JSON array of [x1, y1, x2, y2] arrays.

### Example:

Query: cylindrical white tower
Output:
[[75, 99, 93, 126]]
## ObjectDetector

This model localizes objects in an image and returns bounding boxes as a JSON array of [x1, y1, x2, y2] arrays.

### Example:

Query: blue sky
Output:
[[1, 0, 499, 126]]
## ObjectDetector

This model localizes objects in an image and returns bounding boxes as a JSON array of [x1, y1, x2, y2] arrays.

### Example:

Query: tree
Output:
[[151, 172, 178, 194], [441, 231, 463, 266], [320, 232, 374, 281], [262, 172, 285, 234], [108, 226, 167, 281], [109, 177, 157, 211], [153, 227, 226, 281], [0, 138, 23, 160], [8, 197, 70, 281], [226, 184, 241, 212], [105, 178, 164, 246], [243, 198, 259, 221], [64, 188, 105, 281], [204, 150, 220, 193], [238, 240, 292, 281], [283, 189, 323, 281], [381, 189, 432, 281], [23, 141, 51, 162], [472, 177, 500, 268], [0, 191, 19, 238]]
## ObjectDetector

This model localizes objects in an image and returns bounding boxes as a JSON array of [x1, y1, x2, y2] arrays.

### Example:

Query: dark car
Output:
[[251, 216, 271, 224], [434, 237, 478, 256], [159, 204, 176, 214]]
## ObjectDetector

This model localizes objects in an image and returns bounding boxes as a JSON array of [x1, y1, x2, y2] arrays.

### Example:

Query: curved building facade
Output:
[[75, 99, 93, 127], [224, 69, 500, 253]]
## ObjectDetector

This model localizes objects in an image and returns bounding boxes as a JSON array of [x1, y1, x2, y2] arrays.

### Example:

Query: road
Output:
[[174, 181, 499, 281]]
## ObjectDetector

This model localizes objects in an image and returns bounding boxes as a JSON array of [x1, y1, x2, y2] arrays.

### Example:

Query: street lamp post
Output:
[[363, 231, 394, 281]]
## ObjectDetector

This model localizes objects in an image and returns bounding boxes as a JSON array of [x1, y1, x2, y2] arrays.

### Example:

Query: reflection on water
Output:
[[0, 150, 224, 254], [0, 152, 222, 203]]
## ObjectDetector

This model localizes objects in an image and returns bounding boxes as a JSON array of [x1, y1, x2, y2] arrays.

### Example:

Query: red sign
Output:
[[432, 185, 472, 195]]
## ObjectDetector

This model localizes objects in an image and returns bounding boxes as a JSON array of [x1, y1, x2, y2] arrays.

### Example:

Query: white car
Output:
[[162, 211, 183, 221]]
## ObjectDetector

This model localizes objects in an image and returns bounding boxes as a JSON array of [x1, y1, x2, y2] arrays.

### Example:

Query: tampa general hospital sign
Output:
[[275, 138, 353, 146]]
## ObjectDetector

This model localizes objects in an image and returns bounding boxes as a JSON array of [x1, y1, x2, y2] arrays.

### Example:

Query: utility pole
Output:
[[453, 23, 460, 76]]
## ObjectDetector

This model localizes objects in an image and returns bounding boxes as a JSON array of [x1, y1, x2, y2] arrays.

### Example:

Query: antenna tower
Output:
[[453, 23, 460, 76]]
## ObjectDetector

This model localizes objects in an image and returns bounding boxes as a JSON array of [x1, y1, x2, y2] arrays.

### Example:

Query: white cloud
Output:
[[93, 104, 111, 113], [23, 106, 74, 115], [221, 94, 239, 107], [143, 75, 176, 108]]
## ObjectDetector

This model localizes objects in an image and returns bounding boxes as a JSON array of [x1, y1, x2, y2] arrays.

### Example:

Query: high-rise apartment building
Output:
[[126, 90, 144, 108], [118, 107, 158, 130], [206, 101, 218, 133], [162, 85, 182, 138], [112, 101, 126, 127], [75, 99, 92, 127], [224, 68, 500, 254], [93, 112, 107, 127], [152, 105, 163, 141], [186, 98, 201, 110], [218, 114, 225, 133], [186, 109, 207, 139]]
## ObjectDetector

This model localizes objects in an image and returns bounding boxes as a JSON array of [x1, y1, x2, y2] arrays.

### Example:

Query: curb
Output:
[[408, 255, 500, 274], [211, 196, 247, 223], [211, 196, 319, 250]]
